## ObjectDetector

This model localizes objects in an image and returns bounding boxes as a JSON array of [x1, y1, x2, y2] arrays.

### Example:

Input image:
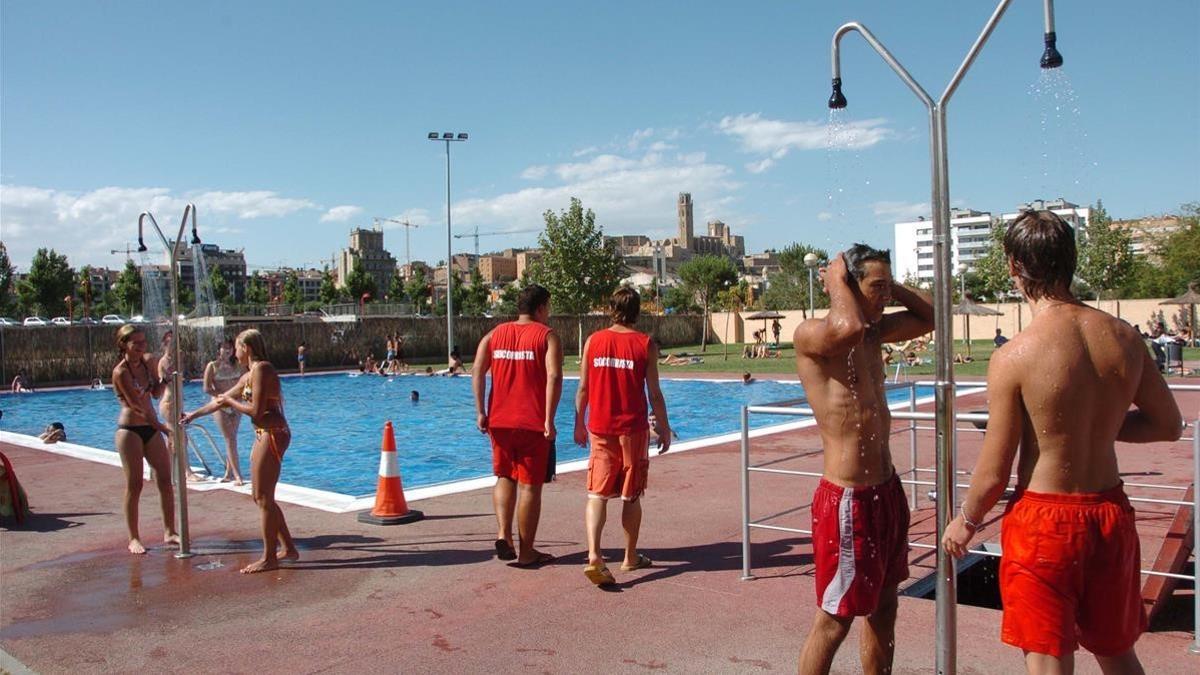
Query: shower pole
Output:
[[828, 1, 1061, 671], [138, 204, 200, 558]]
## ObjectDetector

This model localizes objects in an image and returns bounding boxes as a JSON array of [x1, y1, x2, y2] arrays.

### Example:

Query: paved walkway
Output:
[[2, 385, 1198, 674]]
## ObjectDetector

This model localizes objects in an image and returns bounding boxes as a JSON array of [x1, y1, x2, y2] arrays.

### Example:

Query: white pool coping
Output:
[[0, 383, 982, 514]]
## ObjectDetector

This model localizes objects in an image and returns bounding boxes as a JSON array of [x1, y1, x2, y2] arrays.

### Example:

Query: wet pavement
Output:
[[2, 381, 1198, 674]]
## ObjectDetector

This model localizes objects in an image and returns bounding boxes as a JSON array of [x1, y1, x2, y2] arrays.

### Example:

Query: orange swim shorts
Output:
[[999, 484, 1146, 659], [586, 430, 650, 501], [489, 428, 549, 486]]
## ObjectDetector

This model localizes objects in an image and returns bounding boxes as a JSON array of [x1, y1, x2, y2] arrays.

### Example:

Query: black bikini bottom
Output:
[[118, 424, 159, 444]]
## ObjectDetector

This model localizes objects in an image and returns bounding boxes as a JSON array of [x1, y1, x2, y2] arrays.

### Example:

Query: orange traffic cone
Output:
[[357, 421, 424, 525]]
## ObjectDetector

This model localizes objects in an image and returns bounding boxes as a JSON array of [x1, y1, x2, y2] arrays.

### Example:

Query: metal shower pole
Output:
[[137, 204, 199, 558], [829, 1, 1060, 671]]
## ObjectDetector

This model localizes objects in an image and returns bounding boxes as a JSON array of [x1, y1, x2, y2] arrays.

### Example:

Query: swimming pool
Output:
[[0, 374, 932, 497]]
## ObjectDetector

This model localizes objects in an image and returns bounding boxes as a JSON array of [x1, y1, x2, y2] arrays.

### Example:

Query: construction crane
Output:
[[110, 244, 136, 262], [453, 227, 541, 265], [374, 217, 420, 269]]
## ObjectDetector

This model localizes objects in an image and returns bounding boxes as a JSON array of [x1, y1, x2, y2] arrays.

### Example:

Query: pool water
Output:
[[0, 374, 929, 496]]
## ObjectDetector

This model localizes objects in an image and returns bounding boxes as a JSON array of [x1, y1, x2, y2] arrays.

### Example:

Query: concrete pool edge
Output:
[[0, 386, 980, 514]]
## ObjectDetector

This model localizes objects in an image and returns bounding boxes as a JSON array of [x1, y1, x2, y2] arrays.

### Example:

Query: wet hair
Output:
[[517, 284, 551, 315], [1003, 210, 1076, 301], [236, 328, 268, 362], [610, 286, 641, 325], [844, 243, 892, 280], [410, 390, 419, 401], [161, 330, 173, 346], [220, 337, 236, 366], [115, 324, 144, 354]]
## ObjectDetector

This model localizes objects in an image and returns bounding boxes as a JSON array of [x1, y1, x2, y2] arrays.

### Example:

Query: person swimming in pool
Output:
[[204, 338, 247, 485], [111, 324, 178, 555], [183, 328, 298, 574]]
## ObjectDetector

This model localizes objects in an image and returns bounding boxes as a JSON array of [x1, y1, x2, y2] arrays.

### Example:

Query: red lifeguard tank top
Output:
[[585, 327, 651, 435], [486, 321, 552, 432]]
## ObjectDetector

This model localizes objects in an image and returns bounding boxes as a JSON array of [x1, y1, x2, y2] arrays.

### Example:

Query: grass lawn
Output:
[[637, 342, 1200, 379]]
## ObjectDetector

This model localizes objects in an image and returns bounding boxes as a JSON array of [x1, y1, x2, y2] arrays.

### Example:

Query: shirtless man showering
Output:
[[793, 244, 934, 674]]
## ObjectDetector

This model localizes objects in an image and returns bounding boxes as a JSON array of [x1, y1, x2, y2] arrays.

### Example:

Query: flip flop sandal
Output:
[[511, 552, 555, 569], [620, 554, 653, 572], [494, 539, 517, 561], [583, 564, 616, 587]]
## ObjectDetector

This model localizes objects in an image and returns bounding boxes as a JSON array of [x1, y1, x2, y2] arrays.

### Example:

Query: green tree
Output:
[[662, 285, 699, 314], [972, 220, 1014, 302], [462, 266, 490, 316], [762, 243, 829, 312], [208, 268, 231, 305], [245, 272, 269, 304], [404, 266, 432, 312], [678, 254, 739, 351], [1077, 199, 1134, 300], [1121, 202, 1200, 298], [0, 243, 15, 316], [318, 267, 340, 304], [112, 260, 142, 316], [18, 248, 75, 317], [282, 270, 303, 307], [76, 266, 96, 319], [434, 274, 467, 316], [529, 198, 623, 315], [388, 272, 406, 303], [344, 258, 377, 301]]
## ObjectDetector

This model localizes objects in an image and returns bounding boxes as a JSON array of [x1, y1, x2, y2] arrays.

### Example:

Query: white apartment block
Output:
[[894, 198, 1090, 284]]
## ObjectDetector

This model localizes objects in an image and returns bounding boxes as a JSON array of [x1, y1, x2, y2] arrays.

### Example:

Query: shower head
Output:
[[137, 237, 148, 253], [1040, 31, 1063, 69], [828, 77, 847, 109], [190, 226, 201, 245]]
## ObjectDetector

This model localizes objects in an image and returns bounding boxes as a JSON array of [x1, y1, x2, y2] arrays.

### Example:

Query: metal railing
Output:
[[739, 381, 1200, 655]]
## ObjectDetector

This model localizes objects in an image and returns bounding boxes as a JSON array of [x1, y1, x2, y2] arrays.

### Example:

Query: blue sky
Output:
[[2, 1, 1197, 272]]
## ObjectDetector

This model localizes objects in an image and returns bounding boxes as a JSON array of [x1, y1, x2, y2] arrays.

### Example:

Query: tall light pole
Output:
[[428, 131, 468, 363], [804, 252, 819, 316]]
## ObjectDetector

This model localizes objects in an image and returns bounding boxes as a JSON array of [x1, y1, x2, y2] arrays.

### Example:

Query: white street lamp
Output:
[[428, 131, 468, 364], [804, 252, 820, 316]]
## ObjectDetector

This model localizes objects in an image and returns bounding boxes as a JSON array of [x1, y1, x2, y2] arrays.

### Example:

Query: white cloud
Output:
[[384, 208, 433, 228], [521, 165, 549, 180], [0, 184, 319, 269], [453, 149, 739, 234], [872, 201, 929, 223], [817, 211, 834, 222], [745, 158, 775, 174], [627, 127, 655, 150], [717, 113, 894, 172], [572, 146, 599, 158], [319, 205, 364, 223]]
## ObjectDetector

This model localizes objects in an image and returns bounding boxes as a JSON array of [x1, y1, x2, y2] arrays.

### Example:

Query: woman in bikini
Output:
[[203, 338, 246, 485], [112, 324, 179, 554], [183, 329, 298, 574]]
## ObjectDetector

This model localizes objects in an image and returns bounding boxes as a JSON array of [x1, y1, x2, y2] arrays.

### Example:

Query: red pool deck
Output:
[[2, 383, 1198, 674]]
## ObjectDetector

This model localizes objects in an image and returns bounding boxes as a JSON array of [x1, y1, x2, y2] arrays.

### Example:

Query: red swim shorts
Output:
[[1000, 484, 1146, 658], [811, 472, 910, 617], [586, 431, 650, 501], [490, 428, 549, 486]]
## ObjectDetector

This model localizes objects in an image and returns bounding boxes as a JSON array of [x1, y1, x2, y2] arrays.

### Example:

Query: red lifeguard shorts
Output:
[[489, 428, 549, 486], [811, 472, 910, 617], [586, 430, 650, 501], [1000, 485, 1146, 658]]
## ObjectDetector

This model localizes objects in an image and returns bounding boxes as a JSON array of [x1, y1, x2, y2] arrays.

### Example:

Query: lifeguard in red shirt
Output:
[[574, 286, 671, 587], [473, 284, 563, 568]]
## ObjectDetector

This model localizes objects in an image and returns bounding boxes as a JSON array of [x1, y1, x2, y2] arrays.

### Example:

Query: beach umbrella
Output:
[[952, 299, 1003, 358], [1159, 282, 1200, 348], [745, 310, 786, 344]]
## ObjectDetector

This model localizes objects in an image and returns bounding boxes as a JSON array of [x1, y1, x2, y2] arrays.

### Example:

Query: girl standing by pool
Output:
[[183, 329, 298, 574], [203, 338, 246, 485], [112, 324, 178, 554]]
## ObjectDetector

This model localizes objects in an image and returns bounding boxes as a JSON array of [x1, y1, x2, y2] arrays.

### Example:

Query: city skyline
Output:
[[2, 1, 1197, 272]]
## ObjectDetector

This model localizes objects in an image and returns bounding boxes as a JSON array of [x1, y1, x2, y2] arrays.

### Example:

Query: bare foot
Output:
[[234, 478, 245, 487], [128, 539, 147, 554], [164, 533, 181, 546], [241, 558, 280, 574], [186, 473, 206, 483], [219, 475, 233, 483], [279, 548, 300, 563]]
